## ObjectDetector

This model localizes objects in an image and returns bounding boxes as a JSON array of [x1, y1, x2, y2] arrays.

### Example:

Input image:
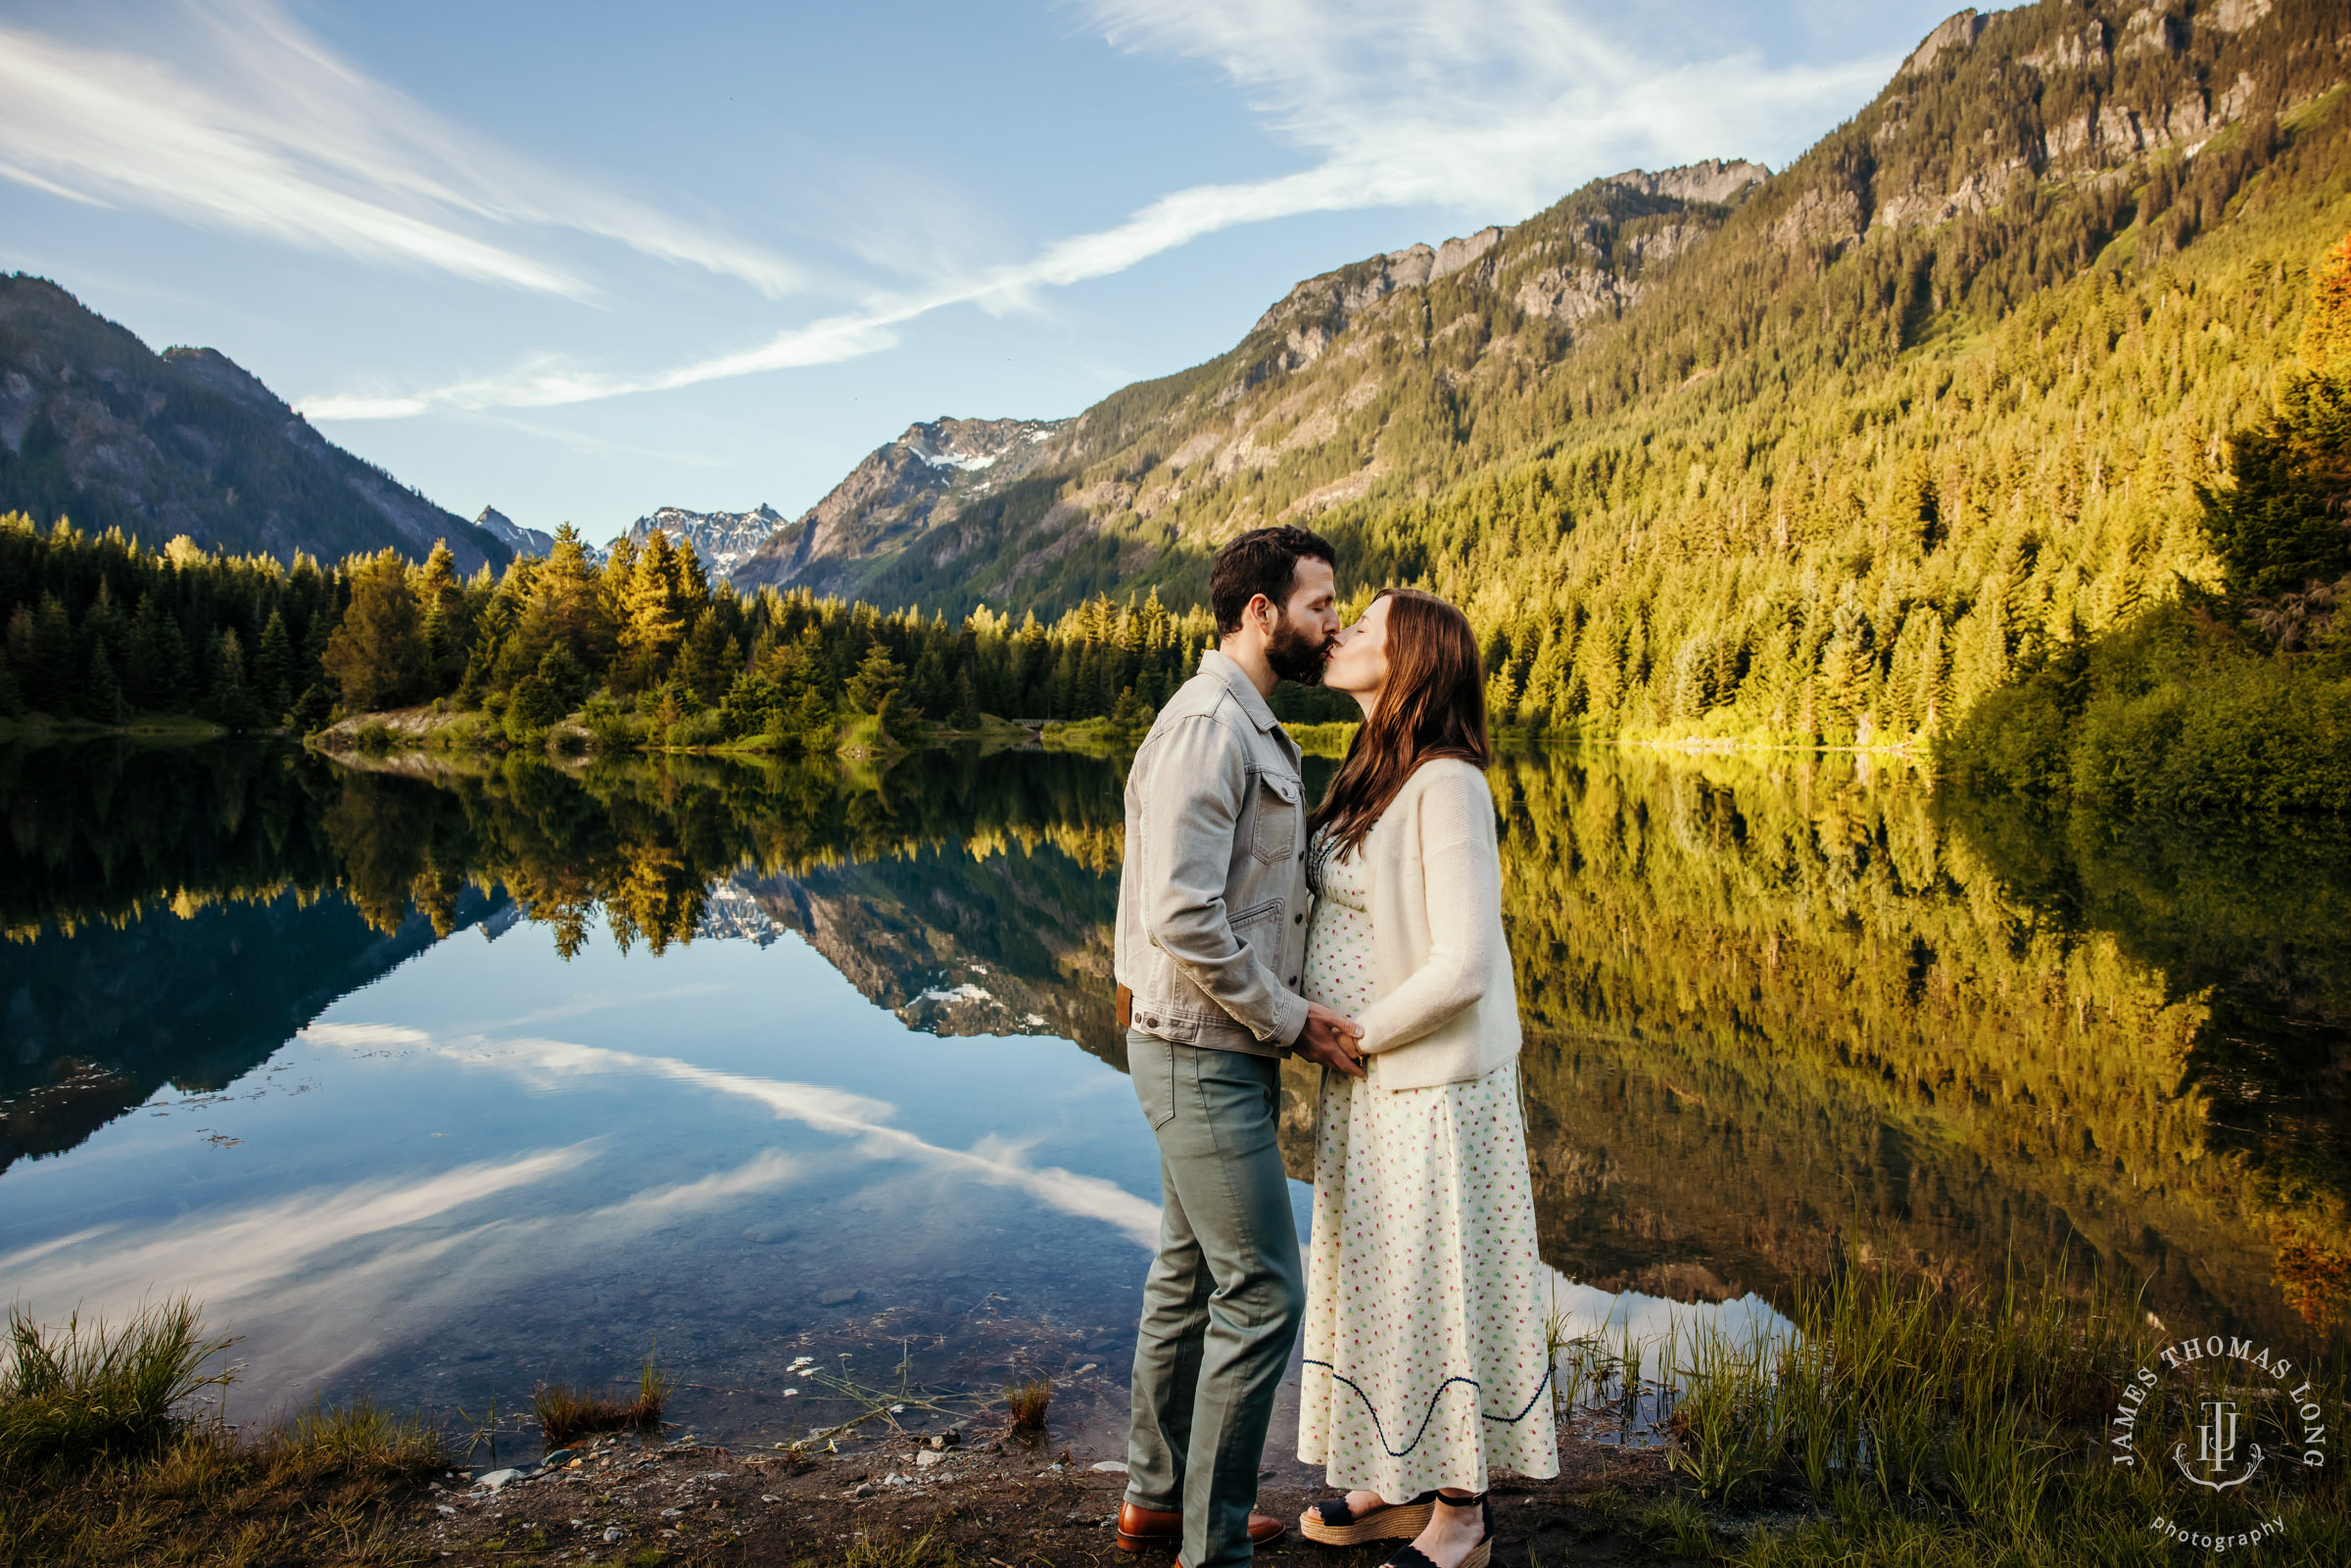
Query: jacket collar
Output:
[[1198, 647, 1283, 734]]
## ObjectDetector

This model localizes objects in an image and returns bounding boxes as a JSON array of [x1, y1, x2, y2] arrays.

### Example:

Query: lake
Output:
[[3, 738, 2347, 1457]]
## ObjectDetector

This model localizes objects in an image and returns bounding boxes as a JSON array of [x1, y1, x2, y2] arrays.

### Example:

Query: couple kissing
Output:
[[1111, 526, 1554, 1568]]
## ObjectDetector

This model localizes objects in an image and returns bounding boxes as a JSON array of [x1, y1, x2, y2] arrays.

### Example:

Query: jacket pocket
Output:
[[1249, 771, 1302, 864], [1229, 896, 1282, 928]]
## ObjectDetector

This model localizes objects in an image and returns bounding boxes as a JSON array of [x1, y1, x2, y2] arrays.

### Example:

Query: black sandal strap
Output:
[[1314, 1491, 1440, 1529], [1381, 1548, 1440, 1568], [1428, 1492, 1494, 1544]]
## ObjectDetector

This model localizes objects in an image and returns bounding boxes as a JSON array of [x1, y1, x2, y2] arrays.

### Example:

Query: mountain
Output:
[[744, 0, 2350, 751], [731, 417, 1068, 596], [475, 505, 553, 559], [733, 164, 1778, 609], [0, 276, 509, 573], [627, 502, 791, 578]]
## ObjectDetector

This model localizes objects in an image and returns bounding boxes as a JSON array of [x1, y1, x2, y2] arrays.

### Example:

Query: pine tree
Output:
[[320, 550, 426, 710], [677, 609, 737, 704], [845, 643, 902, 717], [82, 641, 124, 725], [256, 609, 296, 717], [24, 594, 72, 714], [203, 629, 263, 729], [2300, 233, 2351, 375], [620, 532, 688, 683]]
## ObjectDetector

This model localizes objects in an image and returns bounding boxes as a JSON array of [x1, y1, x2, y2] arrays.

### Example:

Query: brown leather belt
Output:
[[1116, 982, 1133, 1030]]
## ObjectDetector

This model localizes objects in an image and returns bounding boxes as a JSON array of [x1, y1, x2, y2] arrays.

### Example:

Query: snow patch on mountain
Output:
[[623, 502, 789, 577]]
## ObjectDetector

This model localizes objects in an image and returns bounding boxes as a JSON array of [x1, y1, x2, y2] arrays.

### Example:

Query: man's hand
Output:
[[1297, 1003, 1366, 1077]]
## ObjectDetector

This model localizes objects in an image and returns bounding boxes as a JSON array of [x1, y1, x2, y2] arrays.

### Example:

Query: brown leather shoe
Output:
[[1115, 1500, 1286, 1552]]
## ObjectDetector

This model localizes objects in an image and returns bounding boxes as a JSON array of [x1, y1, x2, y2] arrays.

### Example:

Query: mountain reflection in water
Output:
[[1, 737, 2346, 1435]]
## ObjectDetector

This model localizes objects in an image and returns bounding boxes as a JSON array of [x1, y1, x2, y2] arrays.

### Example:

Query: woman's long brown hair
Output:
[[1308, 589, 1490, 855]]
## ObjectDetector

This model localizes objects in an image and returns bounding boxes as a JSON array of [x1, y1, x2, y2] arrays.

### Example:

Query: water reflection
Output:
[[1, 736, 2346, 1443]]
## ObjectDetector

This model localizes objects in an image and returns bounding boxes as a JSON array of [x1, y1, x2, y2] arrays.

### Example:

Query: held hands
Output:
[[1297, 1003, 1367, 1078]]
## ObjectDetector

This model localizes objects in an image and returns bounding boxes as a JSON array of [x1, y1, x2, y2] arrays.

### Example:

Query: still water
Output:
[[3, 739, 2347, 1451]]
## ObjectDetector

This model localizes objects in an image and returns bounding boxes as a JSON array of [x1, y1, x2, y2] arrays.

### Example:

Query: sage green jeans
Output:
[[1125, 1029, 1305, 1568]]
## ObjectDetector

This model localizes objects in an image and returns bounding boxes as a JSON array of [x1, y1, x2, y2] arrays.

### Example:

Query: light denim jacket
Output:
[[1114, 649, 1312, 1058]]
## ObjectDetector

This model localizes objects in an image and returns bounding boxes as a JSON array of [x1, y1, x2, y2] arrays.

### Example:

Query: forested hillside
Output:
[[790, 0, 2351, 755], [0, 512, 1278, 748]]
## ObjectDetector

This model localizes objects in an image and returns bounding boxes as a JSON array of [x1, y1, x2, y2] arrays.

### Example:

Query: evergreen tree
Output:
[[845, 642, 902, 716], [203, 629, 263, 729], [24, 594, 72, 713], [82, 641, 124, 725], [256, 608, 297, 717], [320, 550, 425, 710], [621, 532, 689, 678], [677, 609, 737, 705]]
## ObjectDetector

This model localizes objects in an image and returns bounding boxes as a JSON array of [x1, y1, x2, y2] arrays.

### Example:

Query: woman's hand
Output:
[[1298, 1003, 1367, 1077]]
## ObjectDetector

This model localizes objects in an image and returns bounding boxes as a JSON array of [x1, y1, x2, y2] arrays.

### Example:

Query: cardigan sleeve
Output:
[[1354, 765, 1502, 1056]]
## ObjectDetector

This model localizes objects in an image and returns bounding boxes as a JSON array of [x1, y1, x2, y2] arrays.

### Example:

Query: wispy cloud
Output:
[[0, 0, 806, 303], [0, 1146, 594, 1317], [302, 1023, 1165, 1246], [303, 0, 1899, 419]]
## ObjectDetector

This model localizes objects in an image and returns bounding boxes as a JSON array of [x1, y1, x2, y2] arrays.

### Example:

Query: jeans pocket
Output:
[[1130, 1030, 1177, 1129]]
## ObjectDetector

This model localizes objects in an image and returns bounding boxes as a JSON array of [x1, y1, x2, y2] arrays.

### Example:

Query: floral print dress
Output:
[[1295, 827, 1559, 1497]]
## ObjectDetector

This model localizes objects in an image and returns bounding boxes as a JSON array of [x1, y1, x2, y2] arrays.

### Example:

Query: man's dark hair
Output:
[[1209, 526, 1336, 637]]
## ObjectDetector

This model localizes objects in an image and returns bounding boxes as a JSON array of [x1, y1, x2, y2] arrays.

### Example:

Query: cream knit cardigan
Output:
[[1345, 757, 1523, 1090]]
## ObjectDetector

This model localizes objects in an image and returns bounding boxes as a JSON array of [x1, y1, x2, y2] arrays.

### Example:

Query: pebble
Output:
[[916, 1449, 945, 1468], [603, 1526, 626, 1544], [816, 1286, 860, 1306], [1090, 1459, 1129, 1473], [475, 1468, 527, 1492], [435, 1504, 456, 1516], [541, 1449, 576, 1467]]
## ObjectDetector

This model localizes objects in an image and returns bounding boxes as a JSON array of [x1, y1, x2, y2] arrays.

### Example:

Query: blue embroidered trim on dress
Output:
[[1303, 1358, 1554, 1458]]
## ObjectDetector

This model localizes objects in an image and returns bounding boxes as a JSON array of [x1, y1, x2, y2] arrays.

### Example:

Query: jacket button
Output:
[[1289, 975, 1299, 985], [1293, 913, 1304, 924]]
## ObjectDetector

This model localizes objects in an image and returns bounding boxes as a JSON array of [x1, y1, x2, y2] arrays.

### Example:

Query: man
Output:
[[1113, 526, 1367, 1568]]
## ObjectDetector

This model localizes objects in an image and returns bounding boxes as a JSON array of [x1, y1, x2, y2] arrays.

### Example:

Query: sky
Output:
[[0, 0, 1964, 540]]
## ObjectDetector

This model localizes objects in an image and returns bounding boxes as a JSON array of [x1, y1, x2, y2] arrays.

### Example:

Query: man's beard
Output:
[[1266, 613, 1331, 686]]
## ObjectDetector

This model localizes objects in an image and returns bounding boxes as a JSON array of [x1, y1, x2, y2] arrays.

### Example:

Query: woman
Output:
[[1294, 590, 1555, 1568]]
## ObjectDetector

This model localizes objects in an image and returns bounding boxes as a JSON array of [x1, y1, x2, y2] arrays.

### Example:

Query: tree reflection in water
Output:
[[3, 738, 2346, 1352]]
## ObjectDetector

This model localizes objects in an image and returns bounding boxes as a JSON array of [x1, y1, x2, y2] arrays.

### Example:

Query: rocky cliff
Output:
[[625, 503, 790, 578], [475, 505, 552, 560], [0, 276, 509, 572], [730, 417, 1068, 597]]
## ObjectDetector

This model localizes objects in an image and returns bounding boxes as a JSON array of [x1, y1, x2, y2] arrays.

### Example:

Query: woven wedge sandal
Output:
[[1297, 1490, 1438, 1546], [1374, 1492, 1493, 1568]]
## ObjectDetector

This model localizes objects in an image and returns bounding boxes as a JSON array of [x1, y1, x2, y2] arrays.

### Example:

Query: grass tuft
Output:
[[1004, 1374, 1052, 1431], [0, 1299, 232, 1470], [531, 1349, 669, 1448]]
